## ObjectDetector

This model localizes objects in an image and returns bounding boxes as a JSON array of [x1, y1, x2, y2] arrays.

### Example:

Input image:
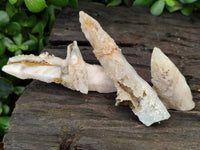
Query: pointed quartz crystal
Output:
[[151, 47, 195, 111], [79, 11, 170, 126], [2, 41, 116, 94]]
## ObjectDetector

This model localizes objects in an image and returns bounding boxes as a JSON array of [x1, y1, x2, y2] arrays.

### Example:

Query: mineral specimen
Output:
[[2, 41, 116, 94], [79, 11, 170, 126], [151, 47, 195, 111]]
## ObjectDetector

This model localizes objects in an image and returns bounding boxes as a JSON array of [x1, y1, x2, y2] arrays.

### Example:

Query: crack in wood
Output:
[[50, 40, 135, 48]]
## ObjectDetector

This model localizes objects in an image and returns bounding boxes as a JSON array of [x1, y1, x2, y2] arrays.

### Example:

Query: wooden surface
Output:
[[4, 1, 200, 150]]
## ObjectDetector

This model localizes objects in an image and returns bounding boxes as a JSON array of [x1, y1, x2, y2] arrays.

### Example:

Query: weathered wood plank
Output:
[[4, 80, 200, 150], [49, 0, 200, 93], [4, 45, 200, 150], [4, 0, 200, 150], [49, 1, 200, 59]]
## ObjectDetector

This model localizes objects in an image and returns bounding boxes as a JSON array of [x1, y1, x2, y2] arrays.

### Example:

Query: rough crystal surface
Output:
[[151, 47, 195, 111]]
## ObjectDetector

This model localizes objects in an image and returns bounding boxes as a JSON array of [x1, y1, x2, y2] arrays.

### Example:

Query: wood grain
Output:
[[4, 1, 200, 150]]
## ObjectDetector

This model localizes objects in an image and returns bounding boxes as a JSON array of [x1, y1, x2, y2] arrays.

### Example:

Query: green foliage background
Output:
[[89, 0, 200, 16], [0, 0, 199, 139], [0, 0, 78, 139]]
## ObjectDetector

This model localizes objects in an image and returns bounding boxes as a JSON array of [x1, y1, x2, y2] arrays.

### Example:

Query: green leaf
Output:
[[165, 0, 175, 6], [9, 0, 17, 5], [24, 0, 47, 13], [32, 21, 45, 36], [6, 1, 18, 18], [0, 33, 4, 39], [47, 0, 69, 7], [68, 0, 78, 8], [15, 0, 24, 7], [22, 40, 37, 50], [29, 33, 38, 43], [2, 37, 14, 48], [179, 0, 197, 3], [13, 86, 25, 96], [166, 1, 183, 12], [0, 40, 6, 56], [12, 10, 38, 28], [8, 44, 18, 52], [0, 102, 3, 115], [0, 77, 13, 98], [19, 44, 29, 51], [107, 0, 122, 6], [150, 0, 165, 16], [38, 38, 44, 52], [12, 11, 29, 27], [89, 2, 105, 6], [47, 5, 56, 30], [0, 116, 10, 136], [133, 0, 154, 6], [0, 11, 10, 27], [41, 9, 49, 28], [2, 104, 10, 115], [13, 33, 23, 45], [0, 107, 2, 116], [5, 22, 22, 36], [14, 50, 22, 56], [181, 5, 194, 16], [0, 55, 9, 69], [44, 36, 49, 46], [23, 15, 37, 27]]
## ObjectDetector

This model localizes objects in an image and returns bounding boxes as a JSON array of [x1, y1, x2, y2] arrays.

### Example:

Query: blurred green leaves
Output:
[[150, 0, 165, 16], [24, 0, 47, 13], [0, 77, 24, 136], [0, 102, 10, 116], [0, 11, 10, 27], [5, 22, 21, 36], [13, 86, 25, 96], [68, 0, 78, 8], [180, 0, 198, 3], [47, 0, 69, 7], [0, 116, 10, 136], [90, 0, 200, 16], [107, 0, 122, 6], [0, 0, 75, 138], [133, 0, 154, 6], [166, 1, 183, 12], [9, 0, 17, 5], [181, 5, 194, 15], [0, 77, 13, 98]]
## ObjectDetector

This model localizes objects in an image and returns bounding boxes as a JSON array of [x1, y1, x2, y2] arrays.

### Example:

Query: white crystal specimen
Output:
[[151, 47, 195, 111], [2, 63, 61, 83], [2, 41, 116, 94], [79, 11, 170, 126]]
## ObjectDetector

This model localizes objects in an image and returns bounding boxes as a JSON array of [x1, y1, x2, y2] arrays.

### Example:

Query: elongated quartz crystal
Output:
[[79, 11, 170, 126], [151, 47, 195, 111], [2, 41, 116, 94]]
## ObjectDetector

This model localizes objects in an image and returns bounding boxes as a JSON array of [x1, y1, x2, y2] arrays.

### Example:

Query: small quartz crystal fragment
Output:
[[151, 47, 195, 111], [2, 52, 64, 84], [2, 41, 116, 94], [79, 11, 170, 126]]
